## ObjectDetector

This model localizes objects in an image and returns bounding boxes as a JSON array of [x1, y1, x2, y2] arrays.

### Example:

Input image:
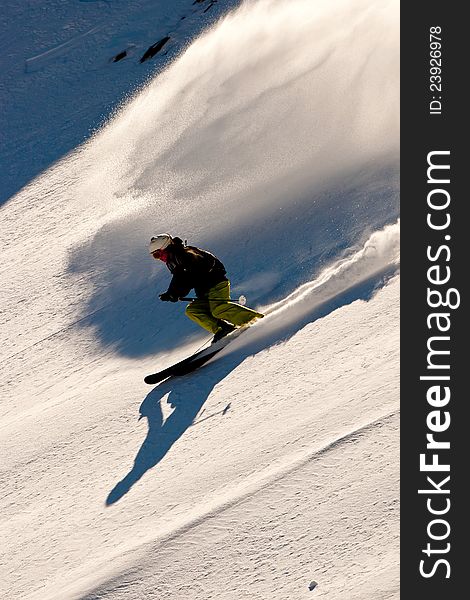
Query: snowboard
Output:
[[144, 327, 246, 385]]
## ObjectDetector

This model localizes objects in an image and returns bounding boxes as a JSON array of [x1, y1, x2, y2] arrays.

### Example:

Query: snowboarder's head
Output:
[[149, 234, 172, 262], [149, 235, 185, 261]]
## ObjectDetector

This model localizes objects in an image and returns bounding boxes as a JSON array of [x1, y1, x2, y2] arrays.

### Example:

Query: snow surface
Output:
[[0, 0, 399, 598]]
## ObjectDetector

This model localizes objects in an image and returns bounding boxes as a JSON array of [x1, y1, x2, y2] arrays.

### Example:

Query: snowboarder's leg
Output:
[[209, 281, 264, 326], [185, 300, 221, 333]]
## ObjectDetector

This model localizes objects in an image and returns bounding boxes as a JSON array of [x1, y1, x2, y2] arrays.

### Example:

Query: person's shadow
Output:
[[105, 353, 243, 506], [105, 270, 396, 506]]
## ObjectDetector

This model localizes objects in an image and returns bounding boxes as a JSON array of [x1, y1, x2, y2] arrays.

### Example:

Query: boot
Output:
[[212, 321, 236, 344]]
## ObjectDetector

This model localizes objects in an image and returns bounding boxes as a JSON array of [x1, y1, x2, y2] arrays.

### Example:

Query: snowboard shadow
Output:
[[105, 269, 396, 505]]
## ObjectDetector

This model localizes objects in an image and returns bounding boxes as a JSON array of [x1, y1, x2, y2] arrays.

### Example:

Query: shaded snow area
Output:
[[0, 0, 399, 598]]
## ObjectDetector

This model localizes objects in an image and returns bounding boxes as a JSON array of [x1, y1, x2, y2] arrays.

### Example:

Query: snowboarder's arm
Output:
[[166, 270, 193, 299]]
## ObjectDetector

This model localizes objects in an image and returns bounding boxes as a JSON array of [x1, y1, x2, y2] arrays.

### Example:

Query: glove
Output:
[[159, 291, 178, 302]]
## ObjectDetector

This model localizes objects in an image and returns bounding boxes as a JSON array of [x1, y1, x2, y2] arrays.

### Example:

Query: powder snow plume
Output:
[[2, 0, 399, 357]]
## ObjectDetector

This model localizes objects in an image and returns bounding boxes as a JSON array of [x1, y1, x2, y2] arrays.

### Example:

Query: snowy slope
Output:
[[0, 0, 241, 205], [0, 0, 399, 598]]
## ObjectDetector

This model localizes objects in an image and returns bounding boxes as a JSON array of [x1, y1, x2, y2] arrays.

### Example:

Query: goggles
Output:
[[152, 248, 168, 260]]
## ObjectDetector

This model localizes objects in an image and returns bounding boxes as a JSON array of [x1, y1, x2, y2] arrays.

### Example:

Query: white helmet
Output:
[[149, 234, 172, 254]]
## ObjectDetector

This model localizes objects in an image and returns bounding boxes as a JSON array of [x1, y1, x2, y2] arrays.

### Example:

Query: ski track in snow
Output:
[[24, 25, 105, 73]]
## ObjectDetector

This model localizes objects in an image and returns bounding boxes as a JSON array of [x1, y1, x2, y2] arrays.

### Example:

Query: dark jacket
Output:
[[165, 241, 227, 299]]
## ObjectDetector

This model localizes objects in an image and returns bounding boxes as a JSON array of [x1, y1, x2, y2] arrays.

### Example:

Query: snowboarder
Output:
[[149, 234, 264, 343]]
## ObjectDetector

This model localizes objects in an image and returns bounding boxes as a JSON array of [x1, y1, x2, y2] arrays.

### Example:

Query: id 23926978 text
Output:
[[429, 26, 443, 115]]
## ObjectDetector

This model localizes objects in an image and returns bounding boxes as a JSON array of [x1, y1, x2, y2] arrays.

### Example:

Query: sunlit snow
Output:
[[0, 0, 399, 598]]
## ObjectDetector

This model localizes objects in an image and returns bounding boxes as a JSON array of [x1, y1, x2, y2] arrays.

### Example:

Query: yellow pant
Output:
[[185, 281, 264, 333]]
